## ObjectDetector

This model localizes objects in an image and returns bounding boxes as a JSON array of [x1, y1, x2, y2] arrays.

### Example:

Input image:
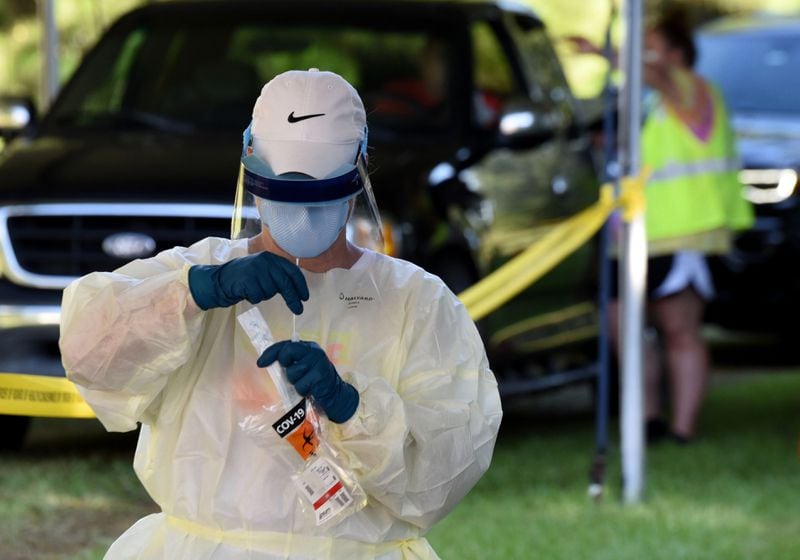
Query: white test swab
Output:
[[237, 308, 299, 410]]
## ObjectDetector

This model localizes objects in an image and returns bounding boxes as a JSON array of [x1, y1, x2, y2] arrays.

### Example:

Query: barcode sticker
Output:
[[293, 457, 354, 525]]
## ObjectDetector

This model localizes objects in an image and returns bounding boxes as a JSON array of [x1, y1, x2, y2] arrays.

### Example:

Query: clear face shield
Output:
[[231, 123, 384, 258]]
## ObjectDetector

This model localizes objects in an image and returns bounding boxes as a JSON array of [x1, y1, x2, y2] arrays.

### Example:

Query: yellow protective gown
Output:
[[59, 237, 502, 559]]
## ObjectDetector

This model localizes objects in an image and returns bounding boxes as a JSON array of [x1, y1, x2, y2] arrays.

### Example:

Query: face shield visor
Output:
[[231, 123, 384, 258]]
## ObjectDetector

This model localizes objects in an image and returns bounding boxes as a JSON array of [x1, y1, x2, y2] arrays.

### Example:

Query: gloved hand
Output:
[[188, 252, 309, 313], [258, 340, 359, 423]]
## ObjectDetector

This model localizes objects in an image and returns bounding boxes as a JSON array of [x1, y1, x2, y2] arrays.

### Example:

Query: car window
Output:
[[232, 27, 453, 129], [511, 16, 572, 114], [697, 32, 800, 114], [81, 28, 147, 115], [471, 21, 520, 128], [50, 20, 453, 132]]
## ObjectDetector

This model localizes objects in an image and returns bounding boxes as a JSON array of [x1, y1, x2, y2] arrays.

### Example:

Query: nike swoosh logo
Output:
[[288, 111, 326, 123]]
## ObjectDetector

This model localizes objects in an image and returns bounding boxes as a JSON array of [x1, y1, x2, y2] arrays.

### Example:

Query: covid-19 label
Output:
[[271, 398, 319, 460]]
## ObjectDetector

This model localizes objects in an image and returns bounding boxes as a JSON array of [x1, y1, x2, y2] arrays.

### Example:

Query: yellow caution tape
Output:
[[618, 170, 648, 222], [460, 171, 648, 321], [0, 172, 646, 418], [0, 372, 95, 418]]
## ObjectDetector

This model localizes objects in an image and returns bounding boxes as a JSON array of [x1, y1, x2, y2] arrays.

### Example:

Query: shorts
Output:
[[610, 251, 715, 301]]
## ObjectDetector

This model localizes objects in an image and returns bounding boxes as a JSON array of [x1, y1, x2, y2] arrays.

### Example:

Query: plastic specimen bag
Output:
[[236, 307, 367, 527]]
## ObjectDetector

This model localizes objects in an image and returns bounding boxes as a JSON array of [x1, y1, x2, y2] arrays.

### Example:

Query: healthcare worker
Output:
[[59, 69, 502, 559]]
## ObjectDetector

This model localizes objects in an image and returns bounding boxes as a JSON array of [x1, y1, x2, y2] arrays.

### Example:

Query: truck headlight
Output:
[[739, 168, 797, 204]]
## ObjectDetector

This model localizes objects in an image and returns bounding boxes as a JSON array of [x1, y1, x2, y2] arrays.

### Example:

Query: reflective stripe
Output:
[[649, 158, 740, 182]]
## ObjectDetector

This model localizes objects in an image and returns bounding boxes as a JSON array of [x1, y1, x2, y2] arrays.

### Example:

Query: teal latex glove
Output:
[[188, 252, 309, 313], [258, 340, 359, 423]]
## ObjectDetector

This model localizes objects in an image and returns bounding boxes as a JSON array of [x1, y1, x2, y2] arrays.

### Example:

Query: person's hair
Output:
[[651, 9, 697, 68]]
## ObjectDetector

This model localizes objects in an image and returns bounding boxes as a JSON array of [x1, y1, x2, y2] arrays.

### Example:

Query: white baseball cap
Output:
[[250, 69, 367, 180]]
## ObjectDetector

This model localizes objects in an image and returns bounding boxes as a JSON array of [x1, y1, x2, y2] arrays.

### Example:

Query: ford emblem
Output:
[[102, 232, 157, 259]]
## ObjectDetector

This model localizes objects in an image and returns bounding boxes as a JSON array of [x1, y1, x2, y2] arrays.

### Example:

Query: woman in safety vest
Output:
[[620, 11, 753, 444], [569, 9, 753, 444]]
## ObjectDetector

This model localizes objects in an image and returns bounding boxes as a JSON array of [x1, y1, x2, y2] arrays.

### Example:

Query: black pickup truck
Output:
[[0, 0, 601, 447]]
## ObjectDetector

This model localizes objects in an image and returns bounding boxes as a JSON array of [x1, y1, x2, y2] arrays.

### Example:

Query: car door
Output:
[[466, 13, 600, 360]]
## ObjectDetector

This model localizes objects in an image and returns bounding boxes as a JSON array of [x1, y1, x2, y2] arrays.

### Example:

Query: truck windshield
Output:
[[697, 31, 800, 115], [49, 18, 453, 132]]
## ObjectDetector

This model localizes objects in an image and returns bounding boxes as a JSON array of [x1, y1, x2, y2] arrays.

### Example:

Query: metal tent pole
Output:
[[617, 0, 647, 504], [589, 0, 618, 502]]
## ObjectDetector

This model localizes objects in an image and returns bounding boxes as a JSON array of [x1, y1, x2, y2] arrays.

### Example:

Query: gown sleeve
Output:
[[330, 277, 503, 531], [59, 238, 231, 432]]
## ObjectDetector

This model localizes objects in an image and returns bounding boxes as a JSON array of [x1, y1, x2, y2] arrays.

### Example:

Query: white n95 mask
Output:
[[258, 199, 349, 258]]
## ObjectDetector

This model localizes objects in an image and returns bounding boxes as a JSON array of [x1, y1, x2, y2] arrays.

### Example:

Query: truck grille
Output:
[[0, 204, 233, 289]]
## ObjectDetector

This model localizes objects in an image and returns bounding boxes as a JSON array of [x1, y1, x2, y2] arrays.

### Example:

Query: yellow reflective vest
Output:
[[642, 82, 754, 249]]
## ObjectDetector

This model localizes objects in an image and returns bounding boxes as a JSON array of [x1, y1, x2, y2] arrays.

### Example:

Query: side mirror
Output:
[[0, 96, 37, 142], [497, 99, 565, 147]]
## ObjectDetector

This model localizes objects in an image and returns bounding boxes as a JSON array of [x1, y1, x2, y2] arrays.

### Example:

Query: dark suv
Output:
[[696, 15, 800, 340], [0, 0, 601, 446]]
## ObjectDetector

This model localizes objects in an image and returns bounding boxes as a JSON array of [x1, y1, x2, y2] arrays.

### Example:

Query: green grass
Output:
[[428, 370, 800, 559], [0, 427, 154, 560], [1, 369, 798, 559]]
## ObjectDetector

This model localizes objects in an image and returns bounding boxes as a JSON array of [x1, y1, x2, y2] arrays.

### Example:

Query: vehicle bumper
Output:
[[0, 301, 64, 378], [707, 197, 800, 334], [0, 300, 95, 418]]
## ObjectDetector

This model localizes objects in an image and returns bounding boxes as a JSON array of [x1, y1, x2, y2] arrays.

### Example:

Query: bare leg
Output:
[[643, 327, 663, 421], [649, 288, 708, 438]]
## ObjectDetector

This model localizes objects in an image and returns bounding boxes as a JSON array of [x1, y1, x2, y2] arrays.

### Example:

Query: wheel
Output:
[[430, 251, 477, 295], [0, 415, 31, 451], [428, 251, 489, 341]]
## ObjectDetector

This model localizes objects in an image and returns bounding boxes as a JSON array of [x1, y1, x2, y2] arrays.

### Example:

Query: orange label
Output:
[[285, 417, 319, 460], [272, 399, 319, 460]]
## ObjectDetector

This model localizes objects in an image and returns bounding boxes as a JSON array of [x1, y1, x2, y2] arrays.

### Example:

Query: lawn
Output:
[[1, 368, 798, 559], [428, 369, 800, 559]]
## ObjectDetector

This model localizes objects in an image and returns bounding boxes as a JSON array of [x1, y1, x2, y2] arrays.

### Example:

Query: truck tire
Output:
[[429, 251, 489, 340], [431, 251, 477, 296], [0, 415, 31, 451]]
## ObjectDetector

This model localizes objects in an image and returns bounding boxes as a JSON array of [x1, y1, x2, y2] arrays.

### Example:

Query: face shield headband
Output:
[[240, 121, 366, 204], [232, 122, 383, 255]]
